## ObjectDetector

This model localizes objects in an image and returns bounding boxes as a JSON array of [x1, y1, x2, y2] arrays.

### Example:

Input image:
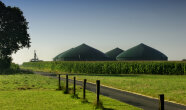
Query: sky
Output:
[[1, 0, 186, 64]]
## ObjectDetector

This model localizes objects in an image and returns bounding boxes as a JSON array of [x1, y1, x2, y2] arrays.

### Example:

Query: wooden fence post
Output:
[[73, 77, 76, 95], [83, 79, 87, 99], [96, 80, 100, 104], [159, 94, 164, 110], [66, 74, 68, 93], [58, 74, 61, 90]]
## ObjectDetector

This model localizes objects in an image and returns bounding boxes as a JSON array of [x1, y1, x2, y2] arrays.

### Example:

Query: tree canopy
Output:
[[0, 1, 31, 59]]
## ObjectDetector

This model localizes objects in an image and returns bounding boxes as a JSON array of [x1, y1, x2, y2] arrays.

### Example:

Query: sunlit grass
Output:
[[0, 73, 141, 110], [68, 74, 186, 105]]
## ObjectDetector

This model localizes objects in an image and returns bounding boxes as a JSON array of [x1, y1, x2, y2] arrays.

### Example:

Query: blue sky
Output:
[[1, 0, 186, 64]]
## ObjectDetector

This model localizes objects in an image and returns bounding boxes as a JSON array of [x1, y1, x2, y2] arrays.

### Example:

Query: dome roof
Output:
[[105, 48, 124, 60], [54, 44, 109, 61], [53, 48, 74, 61], [116, 43, 168, 61]]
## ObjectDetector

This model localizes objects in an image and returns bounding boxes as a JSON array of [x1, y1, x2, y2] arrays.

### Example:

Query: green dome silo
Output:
[[53, 48, 74, 61], [116, 43, 168, 61], [105, 48, 124, 60], [54, 44, 109, 61]]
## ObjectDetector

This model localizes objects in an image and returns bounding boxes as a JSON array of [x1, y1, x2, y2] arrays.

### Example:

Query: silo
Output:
[[54, 44, 109, 61], [105, 48, 124, 60], [116, 43, 168, 61], [53, 48, 74, 61]]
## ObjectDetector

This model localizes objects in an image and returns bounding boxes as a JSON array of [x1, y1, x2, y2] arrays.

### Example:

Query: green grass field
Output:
[[0, 73, 141, 110], [68, 74, 186, 105], [21, 65, 186, 105]]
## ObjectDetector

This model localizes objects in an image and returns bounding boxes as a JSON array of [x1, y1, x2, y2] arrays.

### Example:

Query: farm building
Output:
[[116, 43, 168, 61], [53, 44, 109, 61], [53, 48, 74, 61], [105, 48, 124, 60]]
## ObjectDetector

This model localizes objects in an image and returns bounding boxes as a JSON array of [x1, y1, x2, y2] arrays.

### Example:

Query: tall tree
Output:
[[0, 1, 31, 68]]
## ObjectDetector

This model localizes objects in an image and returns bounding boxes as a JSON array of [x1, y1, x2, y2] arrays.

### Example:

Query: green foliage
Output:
[[0, 1, 30, 56], [0, 57, 11, 70], [22, 61, 186, 75], [0, 1, 30, 68], [0, 63, 20, 74]]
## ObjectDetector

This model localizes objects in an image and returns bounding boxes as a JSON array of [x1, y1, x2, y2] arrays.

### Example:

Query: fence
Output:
[[57, 74, 165, 110]]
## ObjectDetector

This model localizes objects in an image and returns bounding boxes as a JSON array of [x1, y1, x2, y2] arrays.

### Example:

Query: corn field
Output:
[[22, 61, 186, 75]]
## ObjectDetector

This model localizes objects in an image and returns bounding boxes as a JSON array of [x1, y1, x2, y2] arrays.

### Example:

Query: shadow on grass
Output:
[[93, 100, 115, 110], [70, 74, 141, 77], [71, 94, 80, 99], [0, 69, 34, 75], [102, 108, 114, 110], [20, 69, 34, 74], [18, 69, 142, 77]]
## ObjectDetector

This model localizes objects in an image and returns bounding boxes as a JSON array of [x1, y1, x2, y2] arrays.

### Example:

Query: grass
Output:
[[20, 66, 186, 105], [0, 73, 141, 110], [68, 74, 186, 105]]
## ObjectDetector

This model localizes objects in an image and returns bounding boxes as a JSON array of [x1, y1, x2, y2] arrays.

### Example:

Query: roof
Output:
[[116, 43, 168, 61], [105, 48, 124, 60], [53, 48, 74, 61], [54, 44, 109, 61]]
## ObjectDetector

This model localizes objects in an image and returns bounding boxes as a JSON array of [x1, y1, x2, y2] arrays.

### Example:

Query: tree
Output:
[[0, 1, 31, 68]]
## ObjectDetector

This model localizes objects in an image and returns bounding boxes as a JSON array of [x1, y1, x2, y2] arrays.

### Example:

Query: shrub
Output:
[[0, 57, 11, 70], [0, 62, 20, 74]]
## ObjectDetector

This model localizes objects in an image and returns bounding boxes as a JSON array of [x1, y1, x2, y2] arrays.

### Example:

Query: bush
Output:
[[0, 57, 12, 70], [0, 62, 20, 74]]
